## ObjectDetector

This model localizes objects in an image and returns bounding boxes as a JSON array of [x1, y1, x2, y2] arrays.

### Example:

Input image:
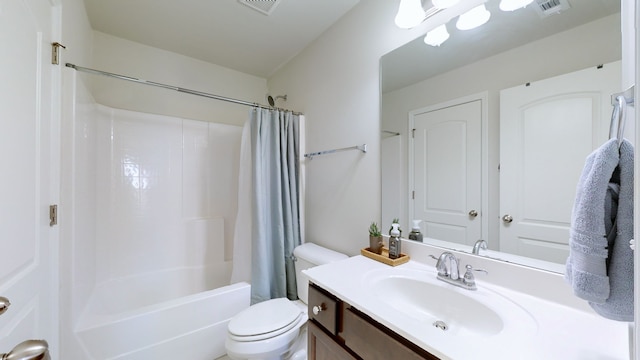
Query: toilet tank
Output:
[[293, 243, 347, 303]]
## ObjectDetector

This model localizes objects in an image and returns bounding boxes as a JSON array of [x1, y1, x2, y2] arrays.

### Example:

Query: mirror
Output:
[[380, 0, 622, 272]]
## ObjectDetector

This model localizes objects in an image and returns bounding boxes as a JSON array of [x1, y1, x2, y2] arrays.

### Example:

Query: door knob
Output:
[[0, 297, 10, 316], [468, 210, 478, 218], [0, 339, 49, 360], [502, 214, 513, 223]]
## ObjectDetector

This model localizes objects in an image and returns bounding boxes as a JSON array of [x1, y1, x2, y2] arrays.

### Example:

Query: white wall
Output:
[[90, 31, 267, 126], [381, 14, 621, 251], [267, 0, 449, 256]]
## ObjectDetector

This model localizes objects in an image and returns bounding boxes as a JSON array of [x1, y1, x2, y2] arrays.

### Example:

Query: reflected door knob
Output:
[[502, 214, 513, 223], [0, 339, 50, 360], [468, 210, 478, 218], [0, 297, 10, 316]]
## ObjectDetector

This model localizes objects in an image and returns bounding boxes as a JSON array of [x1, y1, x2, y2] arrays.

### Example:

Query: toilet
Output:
[[225, 242, 348, 360]]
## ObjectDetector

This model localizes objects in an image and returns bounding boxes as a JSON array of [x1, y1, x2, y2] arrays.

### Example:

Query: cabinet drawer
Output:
[[342, 307, 439, 360], [308, 320, 357, 360], [308, 283, 340, 335]]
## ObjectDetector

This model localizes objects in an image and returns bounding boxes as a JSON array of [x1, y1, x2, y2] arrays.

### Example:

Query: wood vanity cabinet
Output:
[[307, 283, 440, 360]]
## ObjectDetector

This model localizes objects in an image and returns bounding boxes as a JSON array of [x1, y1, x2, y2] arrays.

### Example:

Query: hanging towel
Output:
[[589, 139, 634, 321], [565, 139, 620, 303]]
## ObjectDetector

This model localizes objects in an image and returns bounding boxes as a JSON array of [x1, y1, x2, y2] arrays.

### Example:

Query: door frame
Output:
[[407, 92, 489, 244], [630, 0, 639, 355]]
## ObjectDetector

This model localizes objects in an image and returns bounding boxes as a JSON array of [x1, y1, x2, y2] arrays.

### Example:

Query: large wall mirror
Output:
[[380, 0, 624, 272]]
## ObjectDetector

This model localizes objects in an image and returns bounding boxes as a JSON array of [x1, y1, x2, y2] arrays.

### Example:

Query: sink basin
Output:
[[366, 267, 537, 339]]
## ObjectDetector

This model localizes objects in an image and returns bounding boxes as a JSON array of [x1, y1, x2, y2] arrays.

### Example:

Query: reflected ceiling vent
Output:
[[533, 0, 571, 18], [238, 0, 282, 15]]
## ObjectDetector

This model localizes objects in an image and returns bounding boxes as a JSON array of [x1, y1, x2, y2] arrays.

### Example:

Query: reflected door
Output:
[[499, 62, 621, 263], [0, 0, 56, 353], [411, 100, 482, 246]]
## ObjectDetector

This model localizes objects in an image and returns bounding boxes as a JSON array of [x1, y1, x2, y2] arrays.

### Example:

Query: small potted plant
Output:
[[369, 222, 383, 255]]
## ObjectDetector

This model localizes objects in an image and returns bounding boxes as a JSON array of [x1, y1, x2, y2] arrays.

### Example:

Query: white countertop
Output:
[[304, 255, 630, 360]]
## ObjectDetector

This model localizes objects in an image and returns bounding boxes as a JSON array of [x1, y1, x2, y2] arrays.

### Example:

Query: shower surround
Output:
[[62, 74, 249, 359]]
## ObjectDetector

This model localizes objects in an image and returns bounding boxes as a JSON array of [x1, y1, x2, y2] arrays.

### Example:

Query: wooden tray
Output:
[[361, 247, 410, 266]]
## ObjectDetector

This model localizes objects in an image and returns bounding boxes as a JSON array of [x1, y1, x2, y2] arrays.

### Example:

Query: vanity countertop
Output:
[[304, 255, 630, 360]]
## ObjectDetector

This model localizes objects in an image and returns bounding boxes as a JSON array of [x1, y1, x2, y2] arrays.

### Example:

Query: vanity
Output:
[[303, 244, 630, 360], [308, 282, 437, 359]]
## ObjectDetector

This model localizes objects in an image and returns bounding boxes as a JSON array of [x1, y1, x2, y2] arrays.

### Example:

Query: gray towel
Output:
[[565, 138, 635, 322], [589, 139, 634, 321], [565, 139, 619, 303]]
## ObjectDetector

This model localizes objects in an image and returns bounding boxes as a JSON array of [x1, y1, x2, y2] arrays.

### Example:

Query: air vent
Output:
[[533, 0, 571, 18], [238, 0, 282, 16]]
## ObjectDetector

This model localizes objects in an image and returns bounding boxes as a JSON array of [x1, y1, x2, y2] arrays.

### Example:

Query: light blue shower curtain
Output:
[[247, 108, 301, 304]]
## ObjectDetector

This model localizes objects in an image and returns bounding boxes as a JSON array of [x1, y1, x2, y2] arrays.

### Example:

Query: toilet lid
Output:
[[228, 298, 303, 340]]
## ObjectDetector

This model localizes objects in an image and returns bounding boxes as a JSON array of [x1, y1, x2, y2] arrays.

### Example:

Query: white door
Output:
[[411, 100, 482, 246], [499, 62, 621, 263], [0, 0, 57, 355]]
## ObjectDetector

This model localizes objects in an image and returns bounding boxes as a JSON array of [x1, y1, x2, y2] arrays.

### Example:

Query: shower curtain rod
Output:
[[65, 63, 303, 115]]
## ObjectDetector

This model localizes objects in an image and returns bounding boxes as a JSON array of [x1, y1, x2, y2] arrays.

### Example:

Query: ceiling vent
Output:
[[533, 0, 571, 18], [238, 0, 282, 16]]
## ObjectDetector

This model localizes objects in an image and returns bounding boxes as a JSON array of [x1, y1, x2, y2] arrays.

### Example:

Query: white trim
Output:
[[631, 0, 639, 356]]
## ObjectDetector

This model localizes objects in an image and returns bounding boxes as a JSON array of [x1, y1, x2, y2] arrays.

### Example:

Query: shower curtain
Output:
[[231, 108, 302, 304]]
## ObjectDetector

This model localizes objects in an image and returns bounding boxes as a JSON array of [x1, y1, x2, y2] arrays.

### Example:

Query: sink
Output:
[[366, 267, 537, 339]]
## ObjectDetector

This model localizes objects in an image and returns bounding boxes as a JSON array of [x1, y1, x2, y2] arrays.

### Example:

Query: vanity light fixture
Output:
[[456, 4, 491, 30], [431, 0, 460, 9], [394, 0, 533, 48], [499, 0, 533, 11], [424, 24, 450, 46], [394, 0, 426, 29]]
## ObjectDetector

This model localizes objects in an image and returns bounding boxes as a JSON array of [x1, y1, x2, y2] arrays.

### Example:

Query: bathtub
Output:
[[75, 264, 250, 360]]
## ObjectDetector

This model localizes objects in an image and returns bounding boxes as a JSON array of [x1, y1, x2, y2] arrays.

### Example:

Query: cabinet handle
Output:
[[468, 210, 478, 218], [502, 214, 513, 223], [312, 303, 326, 315]]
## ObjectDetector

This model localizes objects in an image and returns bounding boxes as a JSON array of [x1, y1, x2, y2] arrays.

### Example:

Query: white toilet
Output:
[[225, 242, 347, 360]]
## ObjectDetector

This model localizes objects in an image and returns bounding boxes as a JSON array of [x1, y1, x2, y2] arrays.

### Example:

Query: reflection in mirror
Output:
[[380, 0, 623, 272]]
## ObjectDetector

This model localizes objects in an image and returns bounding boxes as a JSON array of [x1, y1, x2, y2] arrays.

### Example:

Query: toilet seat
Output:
[[228, 298, 304, 342]]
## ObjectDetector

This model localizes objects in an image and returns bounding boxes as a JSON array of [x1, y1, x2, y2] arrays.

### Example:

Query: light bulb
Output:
[[456, 4, 491, 30], [432, 0, 460, 9], [424, 24, 450, 46], [394, 0, 426, 29], [499, 0, 534, 11]]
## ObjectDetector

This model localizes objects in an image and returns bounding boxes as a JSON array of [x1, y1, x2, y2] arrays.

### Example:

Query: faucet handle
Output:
[[462, 265, 487, 289], [428, 254, 448, 276], [464, 264, 488, 275]]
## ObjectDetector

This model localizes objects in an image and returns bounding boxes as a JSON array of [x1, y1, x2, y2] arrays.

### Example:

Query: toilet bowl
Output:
[[225, 243, 347, 360]]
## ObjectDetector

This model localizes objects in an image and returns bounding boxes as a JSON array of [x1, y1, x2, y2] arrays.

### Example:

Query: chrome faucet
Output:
[[433, 252, 487, 290], [435, 252, 460, 280], [472, 239, 487, 255]]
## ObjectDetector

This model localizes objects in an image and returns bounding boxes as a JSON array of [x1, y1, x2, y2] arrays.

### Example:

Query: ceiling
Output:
[[381, 0, 621, 93], [82, 0, 360, 78]]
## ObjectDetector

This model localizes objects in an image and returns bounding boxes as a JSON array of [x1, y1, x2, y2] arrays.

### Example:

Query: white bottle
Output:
[[388, 223, 402, 259], [408, 220, 423, 242]]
